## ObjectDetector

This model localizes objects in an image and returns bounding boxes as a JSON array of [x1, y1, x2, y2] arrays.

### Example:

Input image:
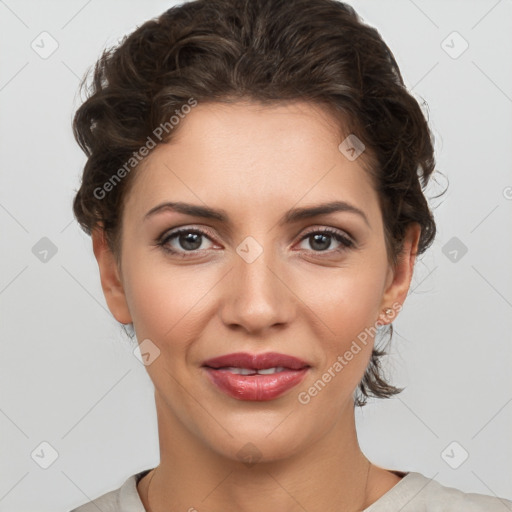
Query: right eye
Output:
[[157, 227, 218, 256]]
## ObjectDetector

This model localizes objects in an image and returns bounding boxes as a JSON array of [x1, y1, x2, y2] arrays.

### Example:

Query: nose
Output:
[[219, 243, 296, 335]]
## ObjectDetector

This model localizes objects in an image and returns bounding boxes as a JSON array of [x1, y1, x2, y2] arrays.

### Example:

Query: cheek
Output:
[[295, 274, 380, 411], [122, 257, 214, 349], [293, 261, 386, 336]]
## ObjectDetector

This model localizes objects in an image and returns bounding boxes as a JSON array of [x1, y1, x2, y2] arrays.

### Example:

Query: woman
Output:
[[69, 0, 511, 510]]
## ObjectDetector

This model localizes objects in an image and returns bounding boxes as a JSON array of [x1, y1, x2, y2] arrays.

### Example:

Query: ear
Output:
[[378, 222, 421, 325], [91, 226, 132, 325]]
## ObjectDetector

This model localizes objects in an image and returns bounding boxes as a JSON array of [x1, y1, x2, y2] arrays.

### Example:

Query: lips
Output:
[[202, 352, 309, 371], [201, 352, 310, 401]]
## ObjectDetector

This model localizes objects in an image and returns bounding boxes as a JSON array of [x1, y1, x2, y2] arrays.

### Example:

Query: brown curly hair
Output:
[[72, 0, 442, 407]]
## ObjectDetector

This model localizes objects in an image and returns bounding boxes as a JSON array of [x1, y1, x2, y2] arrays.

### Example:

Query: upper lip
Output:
[[202, 352, 310, 370]]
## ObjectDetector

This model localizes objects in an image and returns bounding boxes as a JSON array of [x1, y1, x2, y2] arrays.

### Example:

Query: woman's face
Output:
[[95, 100, 419, 462]]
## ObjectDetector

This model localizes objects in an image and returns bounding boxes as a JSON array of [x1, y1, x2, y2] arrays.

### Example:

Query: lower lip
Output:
[[203, 367, 309, 401]]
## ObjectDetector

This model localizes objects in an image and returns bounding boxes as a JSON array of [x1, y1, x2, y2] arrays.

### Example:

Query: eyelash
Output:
[[156, 226, 355, 257]]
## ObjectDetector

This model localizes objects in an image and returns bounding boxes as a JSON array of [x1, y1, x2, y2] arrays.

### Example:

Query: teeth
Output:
[[225, 367, 257, 375], [257, 366, 286, 374], [223, 366, 286, 375]]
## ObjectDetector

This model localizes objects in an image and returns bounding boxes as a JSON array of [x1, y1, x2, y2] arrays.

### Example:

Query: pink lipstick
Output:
[[201, 352, 310, 401]]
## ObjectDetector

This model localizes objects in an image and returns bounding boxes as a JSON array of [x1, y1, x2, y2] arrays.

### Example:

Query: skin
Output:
[[92, 100, 420, 512]]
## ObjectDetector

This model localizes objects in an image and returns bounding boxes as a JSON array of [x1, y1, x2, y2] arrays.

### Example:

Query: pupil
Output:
[[311, 233, 330, 251], [180, 233, 202, 250]]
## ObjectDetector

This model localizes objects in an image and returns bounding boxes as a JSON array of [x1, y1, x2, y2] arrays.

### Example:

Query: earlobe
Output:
[[378, 223, 421, 324], [91, 226, 133, 325]]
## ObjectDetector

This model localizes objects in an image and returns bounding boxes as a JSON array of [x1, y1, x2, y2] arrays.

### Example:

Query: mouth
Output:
[[201, 352, 311, 401]]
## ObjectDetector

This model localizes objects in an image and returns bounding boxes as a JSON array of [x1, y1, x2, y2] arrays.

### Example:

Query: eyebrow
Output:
[[144, 200, 370, 228]]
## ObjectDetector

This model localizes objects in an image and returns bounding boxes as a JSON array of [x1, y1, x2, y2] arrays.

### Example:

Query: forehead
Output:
[[124, 100, 379, 224]]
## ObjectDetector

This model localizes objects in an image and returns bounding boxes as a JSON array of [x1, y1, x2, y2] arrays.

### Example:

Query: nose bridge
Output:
[[221, 234, 294, 333]]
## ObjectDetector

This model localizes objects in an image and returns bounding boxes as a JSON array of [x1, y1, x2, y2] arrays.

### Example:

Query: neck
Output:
[[140, 391, 378, 512]]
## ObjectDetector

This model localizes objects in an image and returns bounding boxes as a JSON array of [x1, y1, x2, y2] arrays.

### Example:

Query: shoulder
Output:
[[415, 473, 512, 511], [70, 486, 121, 512], [69, 469, 151, 512], [365, 471, 512, 512]]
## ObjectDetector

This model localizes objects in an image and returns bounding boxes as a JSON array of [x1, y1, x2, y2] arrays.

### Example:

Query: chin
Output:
[[198, 412, 315, 465]]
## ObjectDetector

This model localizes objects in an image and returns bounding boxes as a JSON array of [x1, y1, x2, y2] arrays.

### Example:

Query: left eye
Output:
[[297, 229, 354, 253]]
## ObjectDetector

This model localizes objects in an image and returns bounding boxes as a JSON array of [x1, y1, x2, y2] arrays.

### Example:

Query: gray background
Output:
[[0, 0, 511, 510]]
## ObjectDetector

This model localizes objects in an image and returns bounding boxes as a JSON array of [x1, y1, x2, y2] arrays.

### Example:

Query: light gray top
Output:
[[70, 469, 512, 511]]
